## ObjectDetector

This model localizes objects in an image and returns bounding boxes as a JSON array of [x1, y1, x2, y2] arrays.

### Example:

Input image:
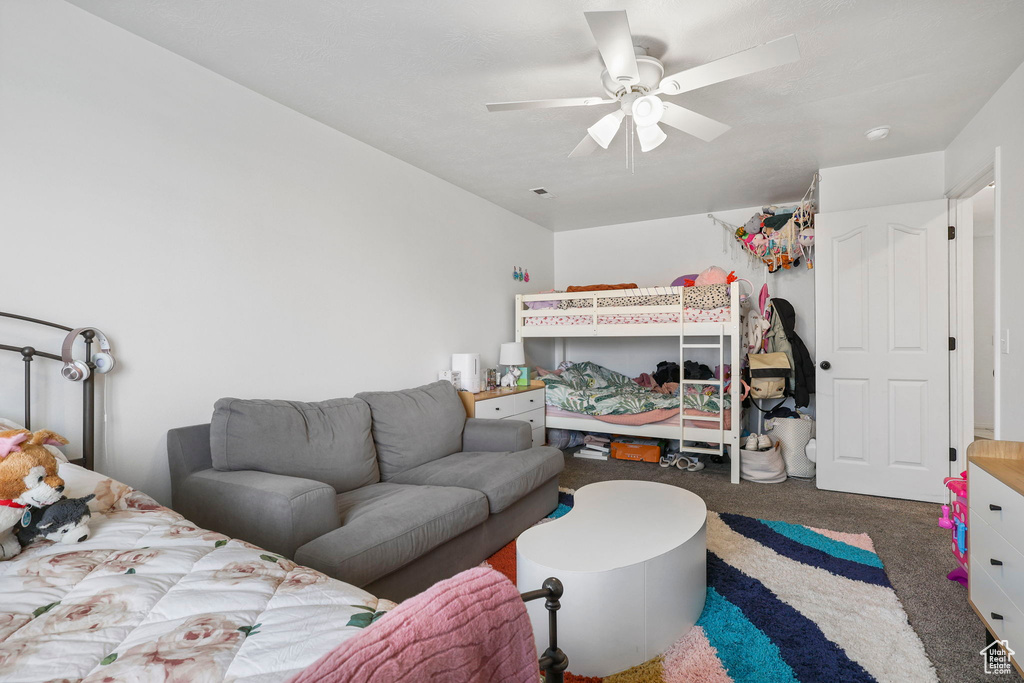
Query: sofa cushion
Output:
[[210, 397, 379, 493], [355, 381, 466, 480], [387, 447, 564, 514], [293, 482, 488, 587]]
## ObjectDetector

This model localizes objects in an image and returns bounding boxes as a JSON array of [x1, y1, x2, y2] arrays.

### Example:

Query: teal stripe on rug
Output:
[[698, 587, 799, 683], [759, 519, 884, 568]]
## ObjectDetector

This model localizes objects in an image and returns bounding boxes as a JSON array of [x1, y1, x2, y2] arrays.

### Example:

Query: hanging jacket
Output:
[[767, 298, 815, 407]]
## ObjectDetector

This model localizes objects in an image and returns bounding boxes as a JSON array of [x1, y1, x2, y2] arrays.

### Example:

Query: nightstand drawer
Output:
[[532, 426, 546, 448], [504, 407, 544, 429], [514, 390, 544, 414], [972, 514, 1024, 612], [970, 464, 1024, 552], [475, 394, 515, 419]]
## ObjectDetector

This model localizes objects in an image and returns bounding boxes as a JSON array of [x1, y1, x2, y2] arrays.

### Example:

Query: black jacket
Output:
[[770, 298, 815, 407]]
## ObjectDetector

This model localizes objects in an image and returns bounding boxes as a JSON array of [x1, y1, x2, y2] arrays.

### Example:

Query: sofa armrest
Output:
[[174, 469, 340, 558], [462, 418, 532, 453]]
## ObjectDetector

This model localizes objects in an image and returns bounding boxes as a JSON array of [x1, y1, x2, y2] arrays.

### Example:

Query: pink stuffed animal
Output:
[[694, 266, 738, 286]]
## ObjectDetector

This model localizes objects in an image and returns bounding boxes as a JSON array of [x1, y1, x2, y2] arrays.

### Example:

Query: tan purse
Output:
[[749, 352, 791, 399]]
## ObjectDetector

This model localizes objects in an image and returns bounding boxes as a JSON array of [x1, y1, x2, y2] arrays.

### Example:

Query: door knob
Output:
[[819, 361, 831, 370]]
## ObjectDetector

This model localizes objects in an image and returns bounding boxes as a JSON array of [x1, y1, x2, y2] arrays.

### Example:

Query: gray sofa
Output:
[[167, 381, 564, 600]]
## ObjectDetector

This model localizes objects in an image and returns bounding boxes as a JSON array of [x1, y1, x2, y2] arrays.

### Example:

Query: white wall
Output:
[[945, 59, 1024, 441], [552, 206, 816, 379], [0, 0, 553, 503], [818, 151, 946, 213]]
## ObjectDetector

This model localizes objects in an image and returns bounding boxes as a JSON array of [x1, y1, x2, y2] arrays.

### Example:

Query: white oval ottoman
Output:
[[517, 480, 707, 678]]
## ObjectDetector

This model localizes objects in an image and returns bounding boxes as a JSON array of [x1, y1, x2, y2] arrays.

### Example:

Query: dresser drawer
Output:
[[972, 555, 1024, 650], [475, 394, 516, 419], [514, 389, 544, 415], [532, 426, 546, 449], [972, 514, 1024, 612], [970, 464, 1024, 552], [504, 407, 544, 430]]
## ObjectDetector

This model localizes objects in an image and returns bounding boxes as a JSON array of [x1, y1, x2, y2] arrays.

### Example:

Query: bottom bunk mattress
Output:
[[546, 405, 732, 431], [0, 463, 396, 682]]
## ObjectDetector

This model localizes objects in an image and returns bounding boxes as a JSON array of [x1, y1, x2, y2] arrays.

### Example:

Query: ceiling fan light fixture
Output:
[[631, 95, 664, 127], [587, 110, 626, 148], [637, 123, 667, 152]]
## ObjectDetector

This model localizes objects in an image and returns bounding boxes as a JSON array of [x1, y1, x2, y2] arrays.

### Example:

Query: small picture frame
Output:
[[516, 365, 529, 387]]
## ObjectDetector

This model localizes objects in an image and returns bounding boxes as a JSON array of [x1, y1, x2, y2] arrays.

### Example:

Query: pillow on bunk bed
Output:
[[524, 290, 560, 310], [558, 293, 678, 310], [682, 284, 729, 309]]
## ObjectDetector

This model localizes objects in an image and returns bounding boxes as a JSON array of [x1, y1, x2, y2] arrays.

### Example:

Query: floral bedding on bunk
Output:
[[540, 361, 731, 417], [0, 464, 394, 683], [523, 306, 731, 327]]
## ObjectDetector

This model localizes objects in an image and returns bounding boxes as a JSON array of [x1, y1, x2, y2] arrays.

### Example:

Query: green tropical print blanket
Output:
[[540, 361, 730, 416]]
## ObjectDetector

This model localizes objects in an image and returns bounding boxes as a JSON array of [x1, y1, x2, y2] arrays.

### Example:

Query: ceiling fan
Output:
[[486, 11, 800, 157]]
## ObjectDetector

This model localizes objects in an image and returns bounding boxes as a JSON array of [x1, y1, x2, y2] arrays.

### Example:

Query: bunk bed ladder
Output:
[[677, 323, 726, 460]]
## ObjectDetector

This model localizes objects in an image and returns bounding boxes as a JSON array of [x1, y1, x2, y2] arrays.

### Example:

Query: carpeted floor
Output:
[[559, 451, 1012, 683]]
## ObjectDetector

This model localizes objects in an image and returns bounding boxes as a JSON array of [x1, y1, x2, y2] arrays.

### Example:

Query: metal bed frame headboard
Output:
[[0, 311, 97, 471]]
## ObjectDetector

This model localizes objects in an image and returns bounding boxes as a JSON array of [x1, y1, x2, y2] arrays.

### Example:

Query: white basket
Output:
[[740, 442, 786, 484], [765, 417, 815, 478]]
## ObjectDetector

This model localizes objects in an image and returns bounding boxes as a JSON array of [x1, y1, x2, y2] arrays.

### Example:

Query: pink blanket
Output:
[[290, 567, 538, 683]]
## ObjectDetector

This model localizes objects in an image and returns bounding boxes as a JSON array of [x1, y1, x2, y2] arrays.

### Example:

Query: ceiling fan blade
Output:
[[584, 10, 641, 87], [660, 102, 731, 142], [486, 97, 615, 112], [568, 134, 600, 158], [658, 34, 800, 96]]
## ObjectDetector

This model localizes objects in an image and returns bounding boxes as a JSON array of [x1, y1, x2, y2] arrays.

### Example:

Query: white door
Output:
[[815, 200, 949, 503]]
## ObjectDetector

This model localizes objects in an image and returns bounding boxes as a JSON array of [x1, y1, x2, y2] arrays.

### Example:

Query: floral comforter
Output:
[[0, 464, 394, 683], [541, 361, 731, 416]]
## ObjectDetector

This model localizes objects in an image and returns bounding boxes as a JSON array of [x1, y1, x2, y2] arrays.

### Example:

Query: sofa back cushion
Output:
[[210, 397, 379, 493], [355, 381, 466, 480]]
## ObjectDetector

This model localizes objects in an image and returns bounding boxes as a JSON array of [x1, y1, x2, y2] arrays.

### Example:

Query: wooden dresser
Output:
[[967, 440, 1024, 677], [459, 380, 546, 448]]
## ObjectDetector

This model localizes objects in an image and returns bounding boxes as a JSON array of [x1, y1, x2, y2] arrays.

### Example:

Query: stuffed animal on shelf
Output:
[[17, 494, 94, 547], [0, 429, 67, 560]]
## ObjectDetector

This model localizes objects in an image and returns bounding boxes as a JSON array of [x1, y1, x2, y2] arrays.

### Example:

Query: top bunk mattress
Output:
[[524, 306, 731, 326], [521, 286, 733, 327]]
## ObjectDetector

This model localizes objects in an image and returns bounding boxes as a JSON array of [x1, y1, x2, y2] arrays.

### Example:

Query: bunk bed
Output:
[[516, 285, 744, 484]]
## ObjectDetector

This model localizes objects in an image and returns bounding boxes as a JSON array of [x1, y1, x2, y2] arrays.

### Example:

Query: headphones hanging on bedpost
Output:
[[61, 327, 115, 382]]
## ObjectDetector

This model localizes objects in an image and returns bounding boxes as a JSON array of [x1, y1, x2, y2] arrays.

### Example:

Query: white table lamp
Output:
[[499, 342, 525, 388]]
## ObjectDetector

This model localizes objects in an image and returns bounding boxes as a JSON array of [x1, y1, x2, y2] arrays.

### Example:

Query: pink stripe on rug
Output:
[[661, 625, 733, 683], [807, 526, 876, 553]]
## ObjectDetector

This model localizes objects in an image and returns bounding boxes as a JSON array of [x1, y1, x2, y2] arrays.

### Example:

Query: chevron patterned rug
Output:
[[484, 488, 937, 683]]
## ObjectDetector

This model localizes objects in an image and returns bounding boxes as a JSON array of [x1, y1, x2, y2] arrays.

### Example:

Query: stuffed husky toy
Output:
[[0, 429, 67, 560], [17, 494, 95, 547]]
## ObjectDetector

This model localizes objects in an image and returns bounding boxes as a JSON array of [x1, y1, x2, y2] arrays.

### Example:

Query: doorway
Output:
[[972, 183, 996, 441]]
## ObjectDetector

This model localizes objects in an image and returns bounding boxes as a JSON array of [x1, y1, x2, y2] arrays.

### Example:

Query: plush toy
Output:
[[0, 429, 67, 560], [17, 494, 94, 547], [693, 266, 738, 286]]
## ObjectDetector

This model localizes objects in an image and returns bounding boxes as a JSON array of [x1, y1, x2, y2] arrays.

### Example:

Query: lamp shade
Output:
[[499, 342, 525, 366], [637, 123, 667, 152], [587, 110, 625, 149]]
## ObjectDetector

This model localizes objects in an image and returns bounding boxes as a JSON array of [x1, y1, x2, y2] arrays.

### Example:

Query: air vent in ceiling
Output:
[[530, 187, 556, 198]]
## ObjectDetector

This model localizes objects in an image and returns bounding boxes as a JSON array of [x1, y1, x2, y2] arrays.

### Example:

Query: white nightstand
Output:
[[459, 380, 546, 448]]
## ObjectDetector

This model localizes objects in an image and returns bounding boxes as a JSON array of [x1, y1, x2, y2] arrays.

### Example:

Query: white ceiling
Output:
[[67, 0, 1024, 231]]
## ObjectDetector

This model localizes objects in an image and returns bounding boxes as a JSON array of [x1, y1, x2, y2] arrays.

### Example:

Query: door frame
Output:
[[947, 148, 1001, 471]]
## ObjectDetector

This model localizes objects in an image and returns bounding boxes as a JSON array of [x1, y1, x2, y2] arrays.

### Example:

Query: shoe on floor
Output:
[[676, 456, 706, 472], [659, 453, 680, 468], [744, 434, 759, 450], [758, 434, 772, 450]]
